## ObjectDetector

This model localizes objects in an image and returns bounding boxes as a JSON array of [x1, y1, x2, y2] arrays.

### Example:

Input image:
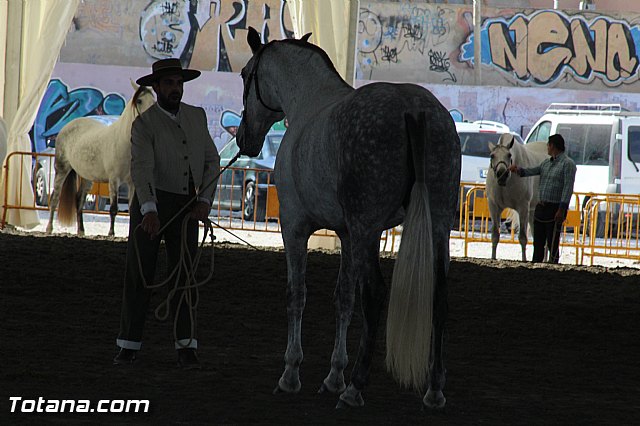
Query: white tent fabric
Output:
[[287, 0, 358, 85], [0, 0, 79, 228]]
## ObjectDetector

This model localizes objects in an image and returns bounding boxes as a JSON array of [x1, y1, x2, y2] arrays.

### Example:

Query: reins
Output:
[[243, 46, 283, 114]]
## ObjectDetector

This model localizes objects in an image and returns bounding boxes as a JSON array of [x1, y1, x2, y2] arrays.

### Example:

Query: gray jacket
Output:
[[131, 103, 220, 209]]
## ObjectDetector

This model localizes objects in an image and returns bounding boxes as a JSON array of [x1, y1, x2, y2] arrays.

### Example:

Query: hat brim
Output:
[[136, 68, 201, 86]]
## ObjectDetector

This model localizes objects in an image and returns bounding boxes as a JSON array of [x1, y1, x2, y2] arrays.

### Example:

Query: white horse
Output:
[[486, 134, 548, 261], [46, 84, 155, 236]]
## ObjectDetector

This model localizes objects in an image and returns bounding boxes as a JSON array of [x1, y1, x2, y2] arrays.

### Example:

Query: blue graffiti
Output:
[[460, 11, 640, 85], [32, 79, 125, 153]]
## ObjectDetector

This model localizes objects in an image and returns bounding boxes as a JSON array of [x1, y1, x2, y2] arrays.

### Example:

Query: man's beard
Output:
[[159, 92, 181, 111]]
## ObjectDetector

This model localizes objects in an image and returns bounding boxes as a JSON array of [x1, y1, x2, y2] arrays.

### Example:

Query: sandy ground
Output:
[[1, 221, 639, 425], [23, 210, 640, 269]]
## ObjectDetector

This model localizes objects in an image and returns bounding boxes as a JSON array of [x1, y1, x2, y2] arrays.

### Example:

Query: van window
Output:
[[555, 123, 612, 166], [628, 126, 640, 163], [459, 132, 505, 158], [527, 121, 551, 143]]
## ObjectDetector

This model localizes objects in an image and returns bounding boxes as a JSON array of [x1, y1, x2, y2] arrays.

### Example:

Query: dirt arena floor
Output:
[[1, 230, 639, 425]]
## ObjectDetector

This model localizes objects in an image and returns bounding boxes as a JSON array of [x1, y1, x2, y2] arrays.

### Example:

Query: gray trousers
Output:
[[117, 189, 199, 350]]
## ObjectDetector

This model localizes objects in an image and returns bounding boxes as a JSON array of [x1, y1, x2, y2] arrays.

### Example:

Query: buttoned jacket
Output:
[[131, 103, 220, 206]]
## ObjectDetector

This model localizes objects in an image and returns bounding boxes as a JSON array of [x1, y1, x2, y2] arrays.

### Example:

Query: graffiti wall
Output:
[[357, 2, 640, 91], [43, 63, 244, 153], [59, 0, 293, 72], [355, 1, 640, 136], [37, 0, 640, 157]]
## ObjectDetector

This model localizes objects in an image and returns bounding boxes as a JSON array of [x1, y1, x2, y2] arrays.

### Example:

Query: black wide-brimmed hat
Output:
[[136, 58, 201, 86]]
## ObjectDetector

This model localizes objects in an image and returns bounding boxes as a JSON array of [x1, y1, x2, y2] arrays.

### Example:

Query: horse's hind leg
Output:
[[108, 180, 120, 236], [76, 178, 92, 236], [319, 233, 353, 395], [275, 220, 313, 394], [424, 229, 449, 409], [489, 202, 501, 260], [338, 233, 386, 408], [46, 165, 72, 234]]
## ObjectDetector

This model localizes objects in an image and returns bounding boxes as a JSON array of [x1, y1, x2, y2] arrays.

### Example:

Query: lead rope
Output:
[[132, 152, 242, 348]]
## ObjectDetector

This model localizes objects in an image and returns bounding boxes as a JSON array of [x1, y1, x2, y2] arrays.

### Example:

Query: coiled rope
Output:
[[131, 152, 249, 347]]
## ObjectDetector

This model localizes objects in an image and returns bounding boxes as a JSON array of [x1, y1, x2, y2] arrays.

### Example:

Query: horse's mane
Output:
[[268, 38, 343, 80]]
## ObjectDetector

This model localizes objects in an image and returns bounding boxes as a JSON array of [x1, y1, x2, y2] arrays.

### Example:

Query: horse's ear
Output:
[[301, 32, 312, 43], [506, 135, 515, 149], [130, 79, 138, 90], [488, 142, 496, 152], [247, 26, 262, 53]]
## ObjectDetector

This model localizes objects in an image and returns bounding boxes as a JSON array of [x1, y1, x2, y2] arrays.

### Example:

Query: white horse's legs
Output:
[[489, 203, 501, 260], [76, 178, 92, 236], [319, 234, 352, 395], [46, 166, 72, 234], [275, 221, 312, 394]]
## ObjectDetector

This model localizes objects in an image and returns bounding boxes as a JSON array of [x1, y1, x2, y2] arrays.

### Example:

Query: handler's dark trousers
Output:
[[532, 202, 563, 264], [117, 189, 199, 351]]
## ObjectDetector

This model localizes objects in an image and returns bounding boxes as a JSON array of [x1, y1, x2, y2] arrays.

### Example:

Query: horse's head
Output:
[[488, 133, 515, 187], [131, 84, 155, 117], [236, 27, 307, 157]]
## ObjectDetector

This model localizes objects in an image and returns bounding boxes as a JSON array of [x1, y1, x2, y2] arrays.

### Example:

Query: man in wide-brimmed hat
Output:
[[114, 58, 220, 369]]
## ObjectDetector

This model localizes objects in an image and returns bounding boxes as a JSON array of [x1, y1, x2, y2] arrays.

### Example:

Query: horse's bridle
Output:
[[242, 46, 283, 114], [491, 156, 512, 181]]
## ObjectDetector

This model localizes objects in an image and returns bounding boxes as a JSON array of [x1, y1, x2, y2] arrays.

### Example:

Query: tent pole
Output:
[[344, 0, 359, 87], [3, 0, 22, 128]]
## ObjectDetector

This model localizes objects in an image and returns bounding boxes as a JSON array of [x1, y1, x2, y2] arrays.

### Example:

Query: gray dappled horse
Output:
[[236, 27, 460, 409], [46, 85, 154, 236], [486, 135, 548, 261]]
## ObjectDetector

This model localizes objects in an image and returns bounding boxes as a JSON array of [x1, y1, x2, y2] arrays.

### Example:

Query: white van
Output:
[[524, 103, 640, 197], [457, 120, 523, 184]]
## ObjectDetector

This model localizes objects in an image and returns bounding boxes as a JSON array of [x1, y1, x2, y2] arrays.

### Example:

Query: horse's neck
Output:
[[107, 103, 137, 144], [268, 44, 352, 119]]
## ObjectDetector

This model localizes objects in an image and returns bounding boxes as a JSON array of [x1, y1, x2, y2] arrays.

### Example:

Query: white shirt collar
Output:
[[156, 103, 179, 121]]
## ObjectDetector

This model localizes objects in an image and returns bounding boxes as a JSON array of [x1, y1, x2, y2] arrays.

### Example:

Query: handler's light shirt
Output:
[[518, 152, 577, 210], [131, 102, 220, 215]]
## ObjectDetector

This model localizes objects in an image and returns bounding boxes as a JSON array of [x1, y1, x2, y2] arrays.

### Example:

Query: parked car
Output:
[[457, 120, 524, 184], [213, 130, 284, 221], [33, 137, 128, 211]]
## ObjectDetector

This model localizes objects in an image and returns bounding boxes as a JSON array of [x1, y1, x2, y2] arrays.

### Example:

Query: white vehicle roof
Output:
[[456, 120, 522, 184]]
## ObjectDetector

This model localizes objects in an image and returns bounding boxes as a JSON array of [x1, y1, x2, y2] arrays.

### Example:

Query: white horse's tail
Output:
[[386, 112, 435, 391], [58, 170, 78, 226]]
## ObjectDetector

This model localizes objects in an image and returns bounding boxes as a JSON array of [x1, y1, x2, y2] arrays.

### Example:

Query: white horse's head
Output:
[[488, 133, 515, 187], [130, 84, 155, 118]]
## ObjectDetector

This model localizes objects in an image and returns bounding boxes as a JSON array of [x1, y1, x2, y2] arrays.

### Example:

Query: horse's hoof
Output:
[[336, 395, 364, 408], [337, 388, 364, 408], [423, 389, 446, 410], [318, 379, 346, 394], [273, 377, 301, 394]]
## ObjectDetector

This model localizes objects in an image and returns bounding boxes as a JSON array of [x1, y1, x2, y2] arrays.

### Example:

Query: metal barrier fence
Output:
[[3, 151, 640, 265], [456, 182, 640, 265]]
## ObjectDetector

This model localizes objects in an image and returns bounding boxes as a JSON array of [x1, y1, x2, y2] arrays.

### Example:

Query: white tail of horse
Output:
[[57, 170, 78, 226], [386, 112, 435, 391]]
